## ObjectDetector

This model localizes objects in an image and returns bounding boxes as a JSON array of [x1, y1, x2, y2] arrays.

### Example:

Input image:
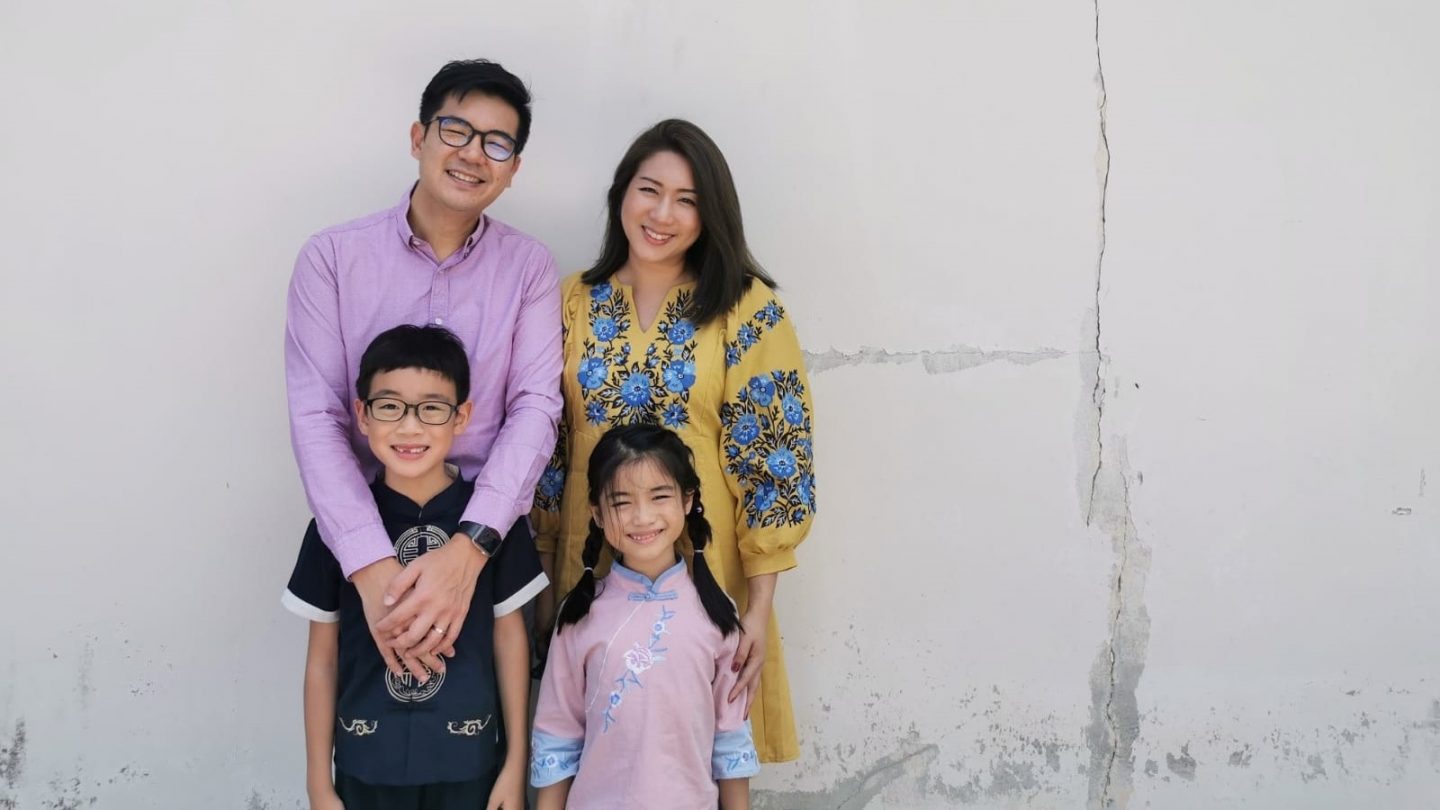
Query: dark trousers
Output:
[[335, 770, 497, 810]]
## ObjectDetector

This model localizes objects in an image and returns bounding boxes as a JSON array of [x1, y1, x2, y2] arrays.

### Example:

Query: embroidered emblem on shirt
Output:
[[447, 715, 494, 736], [381, 525, 450, 702], [395, 524, 448, 567], [602, 604, 674, 732], [386, 666, 445, 703], [339, 717, 378, 736]]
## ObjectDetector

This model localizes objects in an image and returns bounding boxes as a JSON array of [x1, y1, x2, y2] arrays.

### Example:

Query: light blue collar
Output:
[[611, 558, 687, 602]]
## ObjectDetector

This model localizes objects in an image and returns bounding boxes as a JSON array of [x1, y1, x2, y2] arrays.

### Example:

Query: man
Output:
[[285, 59, 561, 680]]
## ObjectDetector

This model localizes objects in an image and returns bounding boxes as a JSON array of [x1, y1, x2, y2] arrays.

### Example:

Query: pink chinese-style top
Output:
[[531, 560, 759, 809]]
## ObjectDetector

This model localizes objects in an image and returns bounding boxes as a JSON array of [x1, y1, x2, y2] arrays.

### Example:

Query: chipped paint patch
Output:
[[246, 790, 269, 810], [1228, 745, 1253, 767], [0, 720, 23, 788], [1165, 745, 1197, 781], [804, 345, 1068, 376], [753, 743, 938, 809]]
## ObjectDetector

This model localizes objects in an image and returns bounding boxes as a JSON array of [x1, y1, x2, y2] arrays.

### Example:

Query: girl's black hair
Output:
[[555, 423, 740, 636], [581, 119, 776, 326]]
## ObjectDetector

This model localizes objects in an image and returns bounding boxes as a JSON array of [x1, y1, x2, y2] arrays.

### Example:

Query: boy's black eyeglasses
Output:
[[364, 397, 459, 426], [428, 116, 517, 162]]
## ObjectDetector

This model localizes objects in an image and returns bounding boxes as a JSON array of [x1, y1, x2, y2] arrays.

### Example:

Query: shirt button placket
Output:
[[430, 265, 449, 327]]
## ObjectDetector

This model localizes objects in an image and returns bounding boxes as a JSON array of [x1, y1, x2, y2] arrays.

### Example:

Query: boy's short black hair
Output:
[[419, 59, 533, 154], [356, 325, 470, 402]]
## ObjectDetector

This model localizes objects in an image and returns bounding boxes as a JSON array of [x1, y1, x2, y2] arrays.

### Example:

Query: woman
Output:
[[533, 119, 815, 763]]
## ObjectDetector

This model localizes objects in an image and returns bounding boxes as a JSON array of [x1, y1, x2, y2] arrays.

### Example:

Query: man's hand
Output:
[[486, 760, 525, 809], [351, 557, 406, 678], [375, 533, 488, 678]]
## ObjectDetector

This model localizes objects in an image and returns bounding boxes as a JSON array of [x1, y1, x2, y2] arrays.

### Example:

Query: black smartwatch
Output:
[[457, 521, 504, 557]]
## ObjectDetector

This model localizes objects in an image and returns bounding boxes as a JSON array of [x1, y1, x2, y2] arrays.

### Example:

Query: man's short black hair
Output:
[[356, 325, 471, 402], [419, 59, 533, 154]]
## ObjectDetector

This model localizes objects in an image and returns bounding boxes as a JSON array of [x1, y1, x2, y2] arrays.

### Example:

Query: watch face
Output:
[[475, 528, 502, 555]]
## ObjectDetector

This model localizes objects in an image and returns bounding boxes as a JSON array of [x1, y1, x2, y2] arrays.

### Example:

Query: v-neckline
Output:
[[613, 278, 697, 336]]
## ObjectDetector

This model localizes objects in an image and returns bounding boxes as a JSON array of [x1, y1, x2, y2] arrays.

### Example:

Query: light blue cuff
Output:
[[713, 723, 761, 780], [530, 730, 583, 787]]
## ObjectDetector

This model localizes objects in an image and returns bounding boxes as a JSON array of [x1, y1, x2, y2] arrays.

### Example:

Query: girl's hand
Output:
[[486, 761, 525, 809], [728, 607, 768, 713], [307, 787, 345, 810]]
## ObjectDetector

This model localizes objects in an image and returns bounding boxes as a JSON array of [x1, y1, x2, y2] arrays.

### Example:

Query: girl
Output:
[[530, 424, 759, 810]]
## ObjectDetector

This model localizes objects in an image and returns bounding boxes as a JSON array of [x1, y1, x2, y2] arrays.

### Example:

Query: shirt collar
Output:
[[393, 184, 488, 257], [370, 464, 468, 521]]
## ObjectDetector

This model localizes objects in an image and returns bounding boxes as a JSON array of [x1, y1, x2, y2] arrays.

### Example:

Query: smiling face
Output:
[[620, 150, 702, 272], [409, 92, 523, 222], [355, 367, 472, 503], [591, 457, 693, 580]]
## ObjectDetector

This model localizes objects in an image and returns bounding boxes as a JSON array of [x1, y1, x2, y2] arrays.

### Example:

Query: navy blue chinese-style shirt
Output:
[[283, 474, 546, 786]]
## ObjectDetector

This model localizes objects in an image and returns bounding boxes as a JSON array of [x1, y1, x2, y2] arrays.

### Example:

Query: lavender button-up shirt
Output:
[[285, 190, 562, 577]]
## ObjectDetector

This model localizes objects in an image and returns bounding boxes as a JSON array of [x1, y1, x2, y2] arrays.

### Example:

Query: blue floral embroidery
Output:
[[732, 413, 760, 446], [747, 375, 775, 406], [602, 604, 675, 732], [585, 401, 606, 425], [580, 288, 699, 428], [590, 282, 613, 301], [720, 369, 815, 528], [725, 298, 787, 367], [619, 371, 653, 407], [578, 356, 607, 392], [663, 403, 689, 429], [766, 448, 798, 479], [663, 359, 697, 393], [534, 424, 568, 512], [781, 394, 806, 426], [538, 467, 564, 499], [666, 319, 695, 344]]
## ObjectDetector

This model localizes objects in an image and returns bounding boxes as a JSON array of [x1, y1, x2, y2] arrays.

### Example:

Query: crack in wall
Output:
[[1078, 4, 1153, 808], [804, 345, 1068, 376], [1086, 451, 1151, 810], [1084, 0, 1112, 528]]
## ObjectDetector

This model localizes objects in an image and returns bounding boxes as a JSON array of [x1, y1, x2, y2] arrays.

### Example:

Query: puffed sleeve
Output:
[[530, 622, 587, 787], [719, 282, 817, 579], [531, 273, 585, 556]]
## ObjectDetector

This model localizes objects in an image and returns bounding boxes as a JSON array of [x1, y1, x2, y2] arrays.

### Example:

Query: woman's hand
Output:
[[729, 573, 777, 713]]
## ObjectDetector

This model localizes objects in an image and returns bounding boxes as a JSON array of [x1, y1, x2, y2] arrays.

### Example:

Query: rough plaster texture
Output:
[[2, 1, 1438, 807]]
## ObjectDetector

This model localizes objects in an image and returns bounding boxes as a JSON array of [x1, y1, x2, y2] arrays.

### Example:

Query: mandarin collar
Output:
[[608, 558, 687, 593], [370, 468, 467, 521]]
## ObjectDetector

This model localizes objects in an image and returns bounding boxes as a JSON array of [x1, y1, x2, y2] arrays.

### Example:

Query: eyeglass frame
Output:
[[426, 115, 518, 162], [363, 396, 461, 426]]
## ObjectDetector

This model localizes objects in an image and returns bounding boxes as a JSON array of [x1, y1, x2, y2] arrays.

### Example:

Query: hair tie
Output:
[[694, 503, 704, 515], [582, 566, 594, 574], [693, 548, 704, 555]]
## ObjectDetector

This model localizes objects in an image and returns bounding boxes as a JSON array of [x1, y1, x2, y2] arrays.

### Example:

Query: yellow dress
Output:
[[532, 272, 815, 763]]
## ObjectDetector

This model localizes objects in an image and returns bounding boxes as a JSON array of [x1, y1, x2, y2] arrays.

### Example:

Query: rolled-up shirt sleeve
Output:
[[285, 236, 392, 577], [461, 246, 563, 534]]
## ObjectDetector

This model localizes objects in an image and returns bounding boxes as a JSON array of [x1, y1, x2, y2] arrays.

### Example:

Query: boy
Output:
[[282, 324, 546, 809]]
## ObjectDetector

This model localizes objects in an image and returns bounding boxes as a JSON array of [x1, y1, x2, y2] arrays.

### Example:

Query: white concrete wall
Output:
[[2, 1, 1437, 807]]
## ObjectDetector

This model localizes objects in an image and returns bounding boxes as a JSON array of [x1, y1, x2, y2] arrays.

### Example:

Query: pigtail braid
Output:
[[555, 518, 607, 633], [687, 495, 740, 636]]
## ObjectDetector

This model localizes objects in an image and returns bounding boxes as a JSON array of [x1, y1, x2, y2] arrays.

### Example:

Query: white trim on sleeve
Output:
[[282, 589, 340, 623], [493, 572, 549, 617]]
